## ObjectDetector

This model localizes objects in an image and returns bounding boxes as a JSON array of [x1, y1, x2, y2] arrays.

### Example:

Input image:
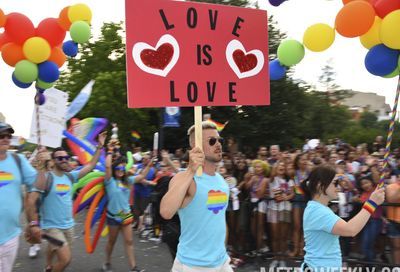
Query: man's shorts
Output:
[[171, 258, 233, 272], [44, 228, 74, 250], [267, 209, 291, 224], [387, 220, 400, 238]]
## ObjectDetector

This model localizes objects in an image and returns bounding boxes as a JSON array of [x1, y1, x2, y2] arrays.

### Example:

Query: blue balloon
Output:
[[62, 40, 78, 57], [35, 92, 46, 105], [35, 85, 46, 93], [269, 59, 286, 80], [269, 0, 286, 7], [365, 44, 399, 77], [12, 73, 32, 89], [38, 61, 60, 83]]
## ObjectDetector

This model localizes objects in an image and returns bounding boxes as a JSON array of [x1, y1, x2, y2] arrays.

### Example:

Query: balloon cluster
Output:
[[0, 4, 92, 105], [269, 0, 400, 80]]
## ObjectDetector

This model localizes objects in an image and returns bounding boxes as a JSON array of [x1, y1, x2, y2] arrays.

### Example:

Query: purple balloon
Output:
[[35, 92, 46, 105], [269, 0, 286, 7]]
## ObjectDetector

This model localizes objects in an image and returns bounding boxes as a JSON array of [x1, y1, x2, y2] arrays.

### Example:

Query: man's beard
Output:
[[205, 154, 222, 163]]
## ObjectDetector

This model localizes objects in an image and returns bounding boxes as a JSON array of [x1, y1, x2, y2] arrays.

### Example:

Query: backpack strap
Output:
[[43, 173, 53, 198], [64, 172, 75, 184], [11, 153, 23, 179]]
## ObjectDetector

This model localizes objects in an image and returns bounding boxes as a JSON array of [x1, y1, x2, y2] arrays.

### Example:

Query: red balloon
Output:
[[0, 33, 11, 51], [374, 0, 400, 18], [36, 18, 66, 47], [1, 42, 24, 67], [4, 13, 35, 45]]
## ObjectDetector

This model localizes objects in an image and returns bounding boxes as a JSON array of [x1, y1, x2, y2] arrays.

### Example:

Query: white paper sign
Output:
[[28, 88, 68, 148]]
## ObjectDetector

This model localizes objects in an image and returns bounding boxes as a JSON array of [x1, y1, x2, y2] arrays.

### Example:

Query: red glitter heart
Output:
[[232, 50, 257, 73], [140, 43, 174, 70]]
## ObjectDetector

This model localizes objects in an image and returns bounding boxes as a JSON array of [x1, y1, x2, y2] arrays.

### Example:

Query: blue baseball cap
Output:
[[0, 122, 14, 134]]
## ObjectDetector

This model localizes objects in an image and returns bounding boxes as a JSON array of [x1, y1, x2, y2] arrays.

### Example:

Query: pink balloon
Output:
[[4, 13, 35, 45]]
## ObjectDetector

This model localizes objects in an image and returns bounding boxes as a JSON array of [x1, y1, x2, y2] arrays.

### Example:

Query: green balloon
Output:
[[36, 79, 54, 90], [383, 67, 399, 78], [70, 21, 91, 44], [277, 40, 305, 66], [14, 60, 38, 83]]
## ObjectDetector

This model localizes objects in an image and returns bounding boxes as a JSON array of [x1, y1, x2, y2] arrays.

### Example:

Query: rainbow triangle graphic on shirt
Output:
[[56, 184, 70, 196], [0, 171, 13, 188], [118, 182, 129, 192], [206, 190, 228, 214]]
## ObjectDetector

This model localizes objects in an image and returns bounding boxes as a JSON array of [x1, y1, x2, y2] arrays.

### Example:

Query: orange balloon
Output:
[[1, 42, 24, 67], [342, 0, 369, 5], [0, 33, 11, 51], [58, 6, 71, 31], [335, 1, 376, 38], [48, 46, 66, 67], [0, 9, 6, 27]]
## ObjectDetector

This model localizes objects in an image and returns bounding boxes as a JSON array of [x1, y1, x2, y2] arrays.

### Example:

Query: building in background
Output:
[[341, 91, 391, 121]]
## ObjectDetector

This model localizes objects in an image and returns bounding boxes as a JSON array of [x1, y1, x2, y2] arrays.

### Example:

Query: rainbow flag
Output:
[[131, 131, 141, 141], [206, 119, 228, 132]]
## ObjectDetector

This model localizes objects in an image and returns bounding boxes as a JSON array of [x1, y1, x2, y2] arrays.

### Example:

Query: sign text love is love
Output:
[[125, 0, 270, 108]]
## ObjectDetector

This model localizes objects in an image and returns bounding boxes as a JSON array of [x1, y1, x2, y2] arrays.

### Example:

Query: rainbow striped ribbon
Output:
[[379, 76, 400, 188]]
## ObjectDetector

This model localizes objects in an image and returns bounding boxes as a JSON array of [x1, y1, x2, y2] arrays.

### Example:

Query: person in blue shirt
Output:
[[102, 139, 152, 272], [0, 122, 38, 272], [160, 121, 232, 272], [26, 131, 107, 272], [301, 165, 385, 271], [132, 152, 156, 232]]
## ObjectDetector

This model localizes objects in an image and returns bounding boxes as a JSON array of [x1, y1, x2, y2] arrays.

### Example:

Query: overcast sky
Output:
[[0, 0, 397, 137]]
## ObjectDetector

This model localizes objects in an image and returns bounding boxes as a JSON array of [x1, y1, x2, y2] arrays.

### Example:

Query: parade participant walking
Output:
[[26, 132, 107, 272], [0, 122, 38, 272], [160, 121, 233, 272], [301, 165, 385, 271], [102, 139, 153, 272]]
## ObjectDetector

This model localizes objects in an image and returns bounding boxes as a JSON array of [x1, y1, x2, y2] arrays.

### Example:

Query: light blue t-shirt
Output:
[[0, 152, 37, 245], [40, 171, 79, 229], [303, 200, 342, 271], [177, 173, 229, 268], [105, 176, 135, 217]]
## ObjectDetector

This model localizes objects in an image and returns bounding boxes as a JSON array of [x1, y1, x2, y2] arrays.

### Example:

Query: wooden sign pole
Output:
[[194, 106, 202, 176]]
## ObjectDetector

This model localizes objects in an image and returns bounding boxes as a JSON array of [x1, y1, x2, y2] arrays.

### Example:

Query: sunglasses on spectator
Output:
[[208, 137, 224, 146], [55, 156, 70, 162], [0, 134, 12, 140], [114, 166, 125, 171]]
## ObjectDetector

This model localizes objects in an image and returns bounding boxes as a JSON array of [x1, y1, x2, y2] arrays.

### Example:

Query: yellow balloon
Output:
[[303, 23, 335, 52], [381, 10, 400, 50], [22, 37, 51, 64], [360, 16, 381, 49], [68, 3, 92, 24]]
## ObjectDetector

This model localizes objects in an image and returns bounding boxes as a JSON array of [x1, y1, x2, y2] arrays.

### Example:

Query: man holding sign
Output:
[[160, 121, 232, 271], [126, 0, 269, 269]]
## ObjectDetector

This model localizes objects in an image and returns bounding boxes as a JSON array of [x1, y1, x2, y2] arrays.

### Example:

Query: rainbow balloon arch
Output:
[[269, 0, 400, 187], [0, 3, 92, 105]]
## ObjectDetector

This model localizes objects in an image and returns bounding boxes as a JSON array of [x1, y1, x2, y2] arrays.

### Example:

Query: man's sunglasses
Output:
[[55, 156, 70, 162], [208, 137, 224, 146], [114, 166, 125, 171], [0, 134, 12, 140]]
